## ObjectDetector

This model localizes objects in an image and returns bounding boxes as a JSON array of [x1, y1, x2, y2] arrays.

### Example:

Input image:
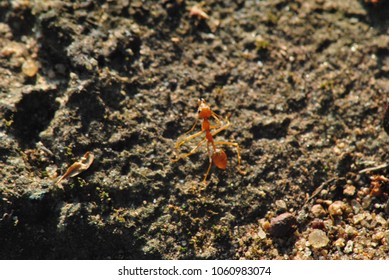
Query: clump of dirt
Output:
[[0, 0, 388, 259]]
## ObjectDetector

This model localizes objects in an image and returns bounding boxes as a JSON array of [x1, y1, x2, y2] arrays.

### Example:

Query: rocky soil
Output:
[[0, 0, 388, 259]]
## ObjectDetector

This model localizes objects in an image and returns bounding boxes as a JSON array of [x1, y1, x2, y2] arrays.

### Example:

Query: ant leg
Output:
[[172, 138, 207, 162], [212, 112, 231, 136], [209, 112, 223, 130], [213, 141, 246, 175], [174, 117, 200, 148], [203, 140, 213, 184], [184, 117, 199, 135], [175, 111, 226, 150], [175, 129, 204, 150], [211, 117, 231, 138], [203, 159, 213, 185]]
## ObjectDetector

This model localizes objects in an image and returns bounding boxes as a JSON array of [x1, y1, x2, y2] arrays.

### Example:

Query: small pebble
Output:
[[28, 189, 48, 201], [345, 225, 358, 237], [22, 59, 39, 77], [358, 187, 370, 197], [353, 213, 365, 224], [344, 240, 353, 254], [308, 229, 329, 249], [323, 219, 333, 228], [311, 204, 326, 218], [328, 201, 345, 216], [275, 199, 287, 211], [257, 226, 267, 239], [303, 247, 312, 257], [261, 220, 271, 231], [372, 232, 384, 241], [374, 202, 386, 209], [375, 214, 387, 226], [351, 199, 362, 214], [334, 238, 345, 248], [343, 184, 356, 197], [311, 218, 325, 229], [367, 220, 377, 229], [269, 212, 297, 237], [360, 220, 372, 228], [361, 195, 372, 209]]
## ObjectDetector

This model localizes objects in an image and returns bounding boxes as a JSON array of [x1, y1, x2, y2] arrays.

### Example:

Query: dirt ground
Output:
[[0, 0, 388, 259]]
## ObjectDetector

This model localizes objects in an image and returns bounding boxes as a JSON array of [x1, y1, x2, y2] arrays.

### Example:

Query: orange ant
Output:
[[172, 99, 245, 184]]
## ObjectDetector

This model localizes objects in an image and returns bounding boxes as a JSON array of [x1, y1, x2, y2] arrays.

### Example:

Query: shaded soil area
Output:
[[0, 0, 388, 259]]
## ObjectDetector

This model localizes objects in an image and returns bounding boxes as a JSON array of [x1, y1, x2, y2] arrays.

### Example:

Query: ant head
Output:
[[197, 99, 212, 119]]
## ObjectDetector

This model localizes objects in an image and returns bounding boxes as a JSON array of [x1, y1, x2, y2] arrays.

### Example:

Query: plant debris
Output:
[[0, 0, 388, 260], [55, 152, 94, 187]]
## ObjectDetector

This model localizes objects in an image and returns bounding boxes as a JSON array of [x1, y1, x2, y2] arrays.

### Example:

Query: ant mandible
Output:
[[172, 99, 245, 184]]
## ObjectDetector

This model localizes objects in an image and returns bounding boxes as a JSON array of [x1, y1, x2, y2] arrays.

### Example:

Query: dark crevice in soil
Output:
[[10, 89, 59, 147]]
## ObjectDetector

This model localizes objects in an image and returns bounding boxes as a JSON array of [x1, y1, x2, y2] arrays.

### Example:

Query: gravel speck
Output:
[[353, 213, 365, 224], [344, 240, 354, 254], [362, 195, 372, 209], [345, 225, 358, 237], [275, 199, 287, 211], [257, 226, 267, 240], [375, 214, 387, 226], [343, 184, 356, 197], [311, 204, 326, 218], [351, 199, 362, 214], [269, 212, 297, 237], [308, 229, 329, 249], [334, 238, 345, 248], [328, 201, 346, 216], [372, 232, 384, 241]]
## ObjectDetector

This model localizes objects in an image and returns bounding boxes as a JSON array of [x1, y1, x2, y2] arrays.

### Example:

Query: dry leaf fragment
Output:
[[56, 152, 94, 186]]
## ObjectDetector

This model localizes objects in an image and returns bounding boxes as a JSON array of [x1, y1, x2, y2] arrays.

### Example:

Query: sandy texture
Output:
[[0, 0, 388, 259]]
